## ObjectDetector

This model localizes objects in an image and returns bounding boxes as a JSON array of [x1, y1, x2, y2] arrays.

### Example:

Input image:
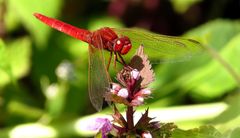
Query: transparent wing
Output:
[[113, 28, 204, 63], [88, 34, 111, 111]]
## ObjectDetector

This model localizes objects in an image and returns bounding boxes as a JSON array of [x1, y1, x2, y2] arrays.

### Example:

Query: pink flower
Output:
[[131, 96, 144, 106], [131, 69, 140, 80], [87, 118, 112, 138], [110, 83, 122, 94], [117, 88, 129, 98], [135, 88, 151, 97], [139, 88, 151, 95], [142, 131, 152, 138]]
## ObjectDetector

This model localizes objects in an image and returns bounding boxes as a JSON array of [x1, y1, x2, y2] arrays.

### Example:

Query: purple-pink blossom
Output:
[[135, 88, 152, 97], [117, 88, 129, 98], [130, 69, 140, 80], [110, 83, 122, 94], [131, 96, 144, 106], [142, 131, 152, 138], [87, 118, 112, 138]]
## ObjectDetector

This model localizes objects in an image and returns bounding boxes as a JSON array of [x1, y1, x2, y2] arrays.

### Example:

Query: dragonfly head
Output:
[[113, 36, 132, 55]]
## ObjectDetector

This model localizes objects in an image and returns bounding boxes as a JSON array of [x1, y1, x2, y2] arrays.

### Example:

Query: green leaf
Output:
[[88, 15, 124, 31], [7, 100, 44, 119], [8, 0, 63, 48], [154, 123, 177, 138], [185, 33, 240, 99], [185, 20, 240, 100], [210, 93, 240, 134], [230, 127, 240, 138], [171, 0, 202, 14], [44, 82, 69, 118], [185, 20, 240, 48], [173, 125, 222, 138], [212, 93, 240, 124], [153, 20, 240, 101], [0, 37, 31, 87], [5, 3, 21, 32], [0, 39, 5, 59], [95, 131, 102, 138]]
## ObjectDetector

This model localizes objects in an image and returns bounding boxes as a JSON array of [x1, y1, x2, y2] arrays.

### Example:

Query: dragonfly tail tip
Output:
[[33, 13, 42, 19]]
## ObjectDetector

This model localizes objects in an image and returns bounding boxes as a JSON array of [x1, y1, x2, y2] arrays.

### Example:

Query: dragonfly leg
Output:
[[113, 53, 127, 68], [113, 52, 117, 69], [118, 53, 127, 66], [114, 53, 122, 65], [107, 52, 113, 70]]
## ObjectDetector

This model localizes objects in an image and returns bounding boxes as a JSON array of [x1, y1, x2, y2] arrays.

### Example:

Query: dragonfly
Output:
[[34, 13, 203, 111]]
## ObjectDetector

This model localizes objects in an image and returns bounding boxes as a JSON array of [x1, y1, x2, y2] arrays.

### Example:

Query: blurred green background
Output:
[[0, 0, 240, 137]]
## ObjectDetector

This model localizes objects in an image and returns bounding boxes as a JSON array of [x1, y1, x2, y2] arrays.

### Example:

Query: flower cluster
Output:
[[88, 46, 177, 137], [98, 66, 160, 137], [109, 68, 152, 106]]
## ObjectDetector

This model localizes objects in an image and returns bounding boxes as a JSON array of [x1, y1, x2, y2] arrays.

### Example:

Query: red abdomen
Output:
[[34, 13, 92, 43]]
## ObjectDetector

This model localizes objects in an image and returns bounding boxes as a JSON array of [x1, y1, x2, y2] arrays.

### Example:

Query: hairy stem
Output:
[[126, 106, 134, 130]]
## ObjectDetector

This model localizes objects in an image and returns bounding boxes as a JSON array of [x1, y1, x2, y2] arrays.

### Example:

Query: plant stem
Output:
[[205, 45, 240, 87], [126, 106, 134, 130]]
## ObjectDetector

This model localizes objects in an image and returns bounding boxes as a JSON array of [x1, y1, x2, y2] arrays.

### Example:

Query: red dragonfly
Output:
[[34, 13, 203, 111]]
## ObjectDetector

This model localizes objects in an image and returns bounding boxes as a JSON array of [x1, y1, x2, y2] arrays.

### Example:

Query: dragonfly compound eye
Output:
[[114, 37, 132, 55], [114, 39, 124, 52]]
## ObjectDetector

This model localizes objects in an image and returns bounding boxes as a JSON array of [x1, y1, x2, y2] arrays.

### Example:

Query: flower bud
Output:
[[110, 83, 122, 94], [130, 69, 140, 80], [139, 88, 151, 96], [117, 88, 129, 98], [142, 131, 152, 138], [134, 88, 151, 99], [131, 96, 144, 106]]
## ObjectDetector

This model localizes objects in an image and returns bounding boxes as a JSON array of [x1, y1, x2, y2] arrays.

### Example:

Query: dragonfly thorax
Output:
[[93, 27, 132, 55]]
